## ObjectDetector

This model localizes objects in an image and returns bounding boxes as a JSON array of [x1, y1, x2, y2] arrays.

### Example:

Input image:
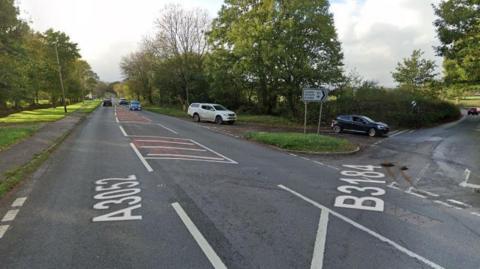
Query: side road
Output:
[[0, 112, 88, 183]]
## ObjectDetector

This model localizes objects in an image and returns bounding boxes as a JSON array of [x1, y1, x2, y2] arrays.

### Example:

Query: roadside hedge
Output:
[[297, 89, 461, 128]]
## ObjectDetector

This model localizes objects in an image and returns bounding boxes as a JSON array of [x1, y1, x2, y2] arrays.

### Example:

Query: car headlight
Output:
[[377, 125, 385, 129]]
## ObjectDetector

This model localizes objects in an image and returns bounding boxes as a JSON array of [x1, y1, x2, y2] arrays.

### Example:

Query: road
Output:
[[0, 105, 478, 268]]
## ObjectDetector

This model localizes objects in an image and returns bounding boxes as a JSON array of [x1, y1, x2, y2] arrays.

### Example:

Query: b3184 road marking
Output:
[[334, 165, 386, 212], [92, 175, 142, 222]]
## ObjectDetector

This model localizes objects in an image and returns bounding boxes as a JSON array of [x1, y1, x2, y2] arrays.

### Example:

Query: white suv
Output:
[[188, 103, 237, 124]]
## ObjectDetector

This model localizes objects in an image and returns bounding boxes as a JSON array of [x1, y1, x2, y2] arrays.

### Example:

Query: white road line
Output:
[[408, 130, 415, 134], [405, 187, 427, 199], [471, 212, 480, 217], [459, 169, 480, 189], [2, 209, 19, 222], [147, 154, 225, 160], [0, 225, 9, 239], [119, 125, 128, 137], [301, 157, 310, 161], [135, 139, 194, 145], [129, 135, 191, 141], [145, 157, 236, 164], [115, 116, 119, 123], [434, 200, 462, 210], [289, 153, 298, 157], [11, 197, 27, 207], [310, 210, 329, 269], [171, 202, 227, 269], [415, 190, 439, 197], [389, 130, 400, 135], [326, 165, 340, 171], [129, 143, 153, 172], [141, 146, 207, 152], [190, 140, 238, 164], [387, 182, 401, 190], [389, 129, 409, 138], [313, 161, 324, 165], [278, 185, 444, 269], [156, 123, 178, 134], [414, 164, 430, 184], [447, 199, 471, 207]]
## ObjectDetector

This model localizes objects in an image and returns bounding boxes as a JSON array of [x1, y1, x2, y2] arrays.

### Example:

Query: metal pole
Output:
[[54, 44, 67, 113], [304, 102, 307, 134], [317, 102, 323, 135]]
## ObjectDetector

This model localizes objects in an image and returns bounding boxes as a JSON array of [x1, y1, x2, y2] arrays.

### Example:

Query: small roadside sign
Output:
[[302, 88, 328, 102]]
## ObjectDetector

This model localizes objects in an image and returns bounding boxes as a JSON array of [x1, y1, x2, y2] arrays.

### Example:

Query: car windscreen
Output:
[[213, 105, 227, 111], [362, 116, 375, 123], [131, 101, 139, 105]]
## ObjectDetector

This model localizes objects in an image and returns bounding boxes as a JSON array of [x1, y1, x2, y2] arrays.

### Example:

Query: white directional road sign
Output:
[[303, 88, 328, 102]]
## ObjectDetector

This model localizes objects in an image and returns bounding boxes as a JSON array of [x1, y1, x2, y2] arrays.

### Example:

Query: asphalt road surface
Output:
[[0, 105, 478, 269]]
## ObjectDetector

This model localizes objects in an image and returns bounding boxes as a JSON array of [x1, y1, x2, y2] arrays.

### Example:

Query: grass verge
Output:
[[0, 124, 41, 151], [0, 100, 101, 123], [237, 114, 300, 127], [245, 131, 357, 153]]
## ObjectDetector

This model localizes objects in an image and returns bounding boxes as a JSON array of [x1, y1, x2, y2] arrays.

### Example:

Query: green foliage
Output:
[[391, 49, 438, 95], [207, 0, 344, 115], [434, 0, 480, 83], [0, 1, 99, 113], [245, 132, 356, 153], [0, 124, 40, 151]]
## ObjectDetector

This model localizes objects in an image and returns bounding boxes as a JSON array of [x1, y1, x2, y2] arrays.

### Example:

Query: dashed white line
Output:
[[115, 116, 119, 123], [405, 188, 427, 199], [11, 197, 27, 207], [301, 157, 310, 161], [0, 225, 9, 239], [389, 129, 409, 138], [2, 209, 19, 222], [171, 202, 227, 269], [289, 153, 298, 157], [278, 184, 444, 269], [313, 161, 325, 166], [415, 189, 439, 197], [310, 210, 329, 269], [129, 143, 153, 172], [447, 199, 470, 207], [119, 125, 128, 137], [471, 212, 480, 217], [141, 146, 206, 152], [434, 200, 462, 210], [156, 123, 178, 134], [135, 139, 194, 145]]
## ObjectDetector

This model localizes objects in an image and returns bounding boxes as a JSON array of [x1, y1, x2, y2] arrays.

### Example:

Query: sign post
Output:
[[303, 88, 328, 135]]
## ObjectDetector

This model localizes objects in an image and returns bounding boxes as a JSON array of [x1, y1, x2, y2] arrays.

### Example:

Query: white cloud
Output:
[[17, 0, 223, 82], [331, 0, 442, 86], [17, 0, 441, 86]]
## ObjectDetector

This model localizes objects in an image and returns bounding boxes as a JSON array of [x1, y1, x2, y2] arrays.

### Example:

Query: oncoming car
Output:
[[102, 99, 112, 107], [467, 107, 479, 115], [331, 115, 390, 137], [187, 103, 237, 124], [129, 101, 142, 111]]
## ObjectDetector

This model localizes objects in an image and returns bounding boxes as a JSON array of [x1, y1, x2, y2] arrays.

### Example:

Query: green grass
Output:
[[245, 131, 357, 153], [238, 114, 300, 127], [144, 105, 188, 118], [0, 100, 101, 123], [0, 124, 41, 151]]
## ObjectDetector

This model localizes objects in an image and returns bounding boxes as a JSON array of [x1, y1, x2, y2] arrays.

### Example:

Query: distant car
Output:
[[467, 108, 479, 115], [188, 103, 237, 124], [331, 115, 389, 137], [102, 99, 112, 107], [119, 98, 129, 105], [129, 101, 142, 111]]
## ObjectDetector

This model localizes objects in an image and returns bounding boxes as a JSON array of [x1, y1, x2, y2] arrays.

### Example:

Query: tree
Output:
[[433, 0, 480, 83], [207, 0, 344, 115], [150, 4, 210, 107], [392, 49, 438, 95]]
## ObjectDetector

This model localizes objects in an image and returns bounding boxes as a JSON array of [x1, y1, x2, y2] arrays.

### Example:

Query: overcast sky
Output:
[[17, 0, 441, 86]]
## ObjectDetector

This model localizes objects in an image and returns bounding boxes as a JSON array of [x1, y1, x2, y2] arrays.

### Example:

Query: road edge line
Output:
[[310, 210, 329, 269], [171, 202, 227, 269], [129, 143, 153, 172]]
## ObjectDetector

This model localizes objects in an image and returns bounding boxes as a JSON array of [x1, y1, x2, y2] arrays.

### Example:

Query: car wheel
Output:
[[215, 116, 223, 125], [368, 128, 377, 137], [193, 113, 200, 122], [333, 125, 342, 134]]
